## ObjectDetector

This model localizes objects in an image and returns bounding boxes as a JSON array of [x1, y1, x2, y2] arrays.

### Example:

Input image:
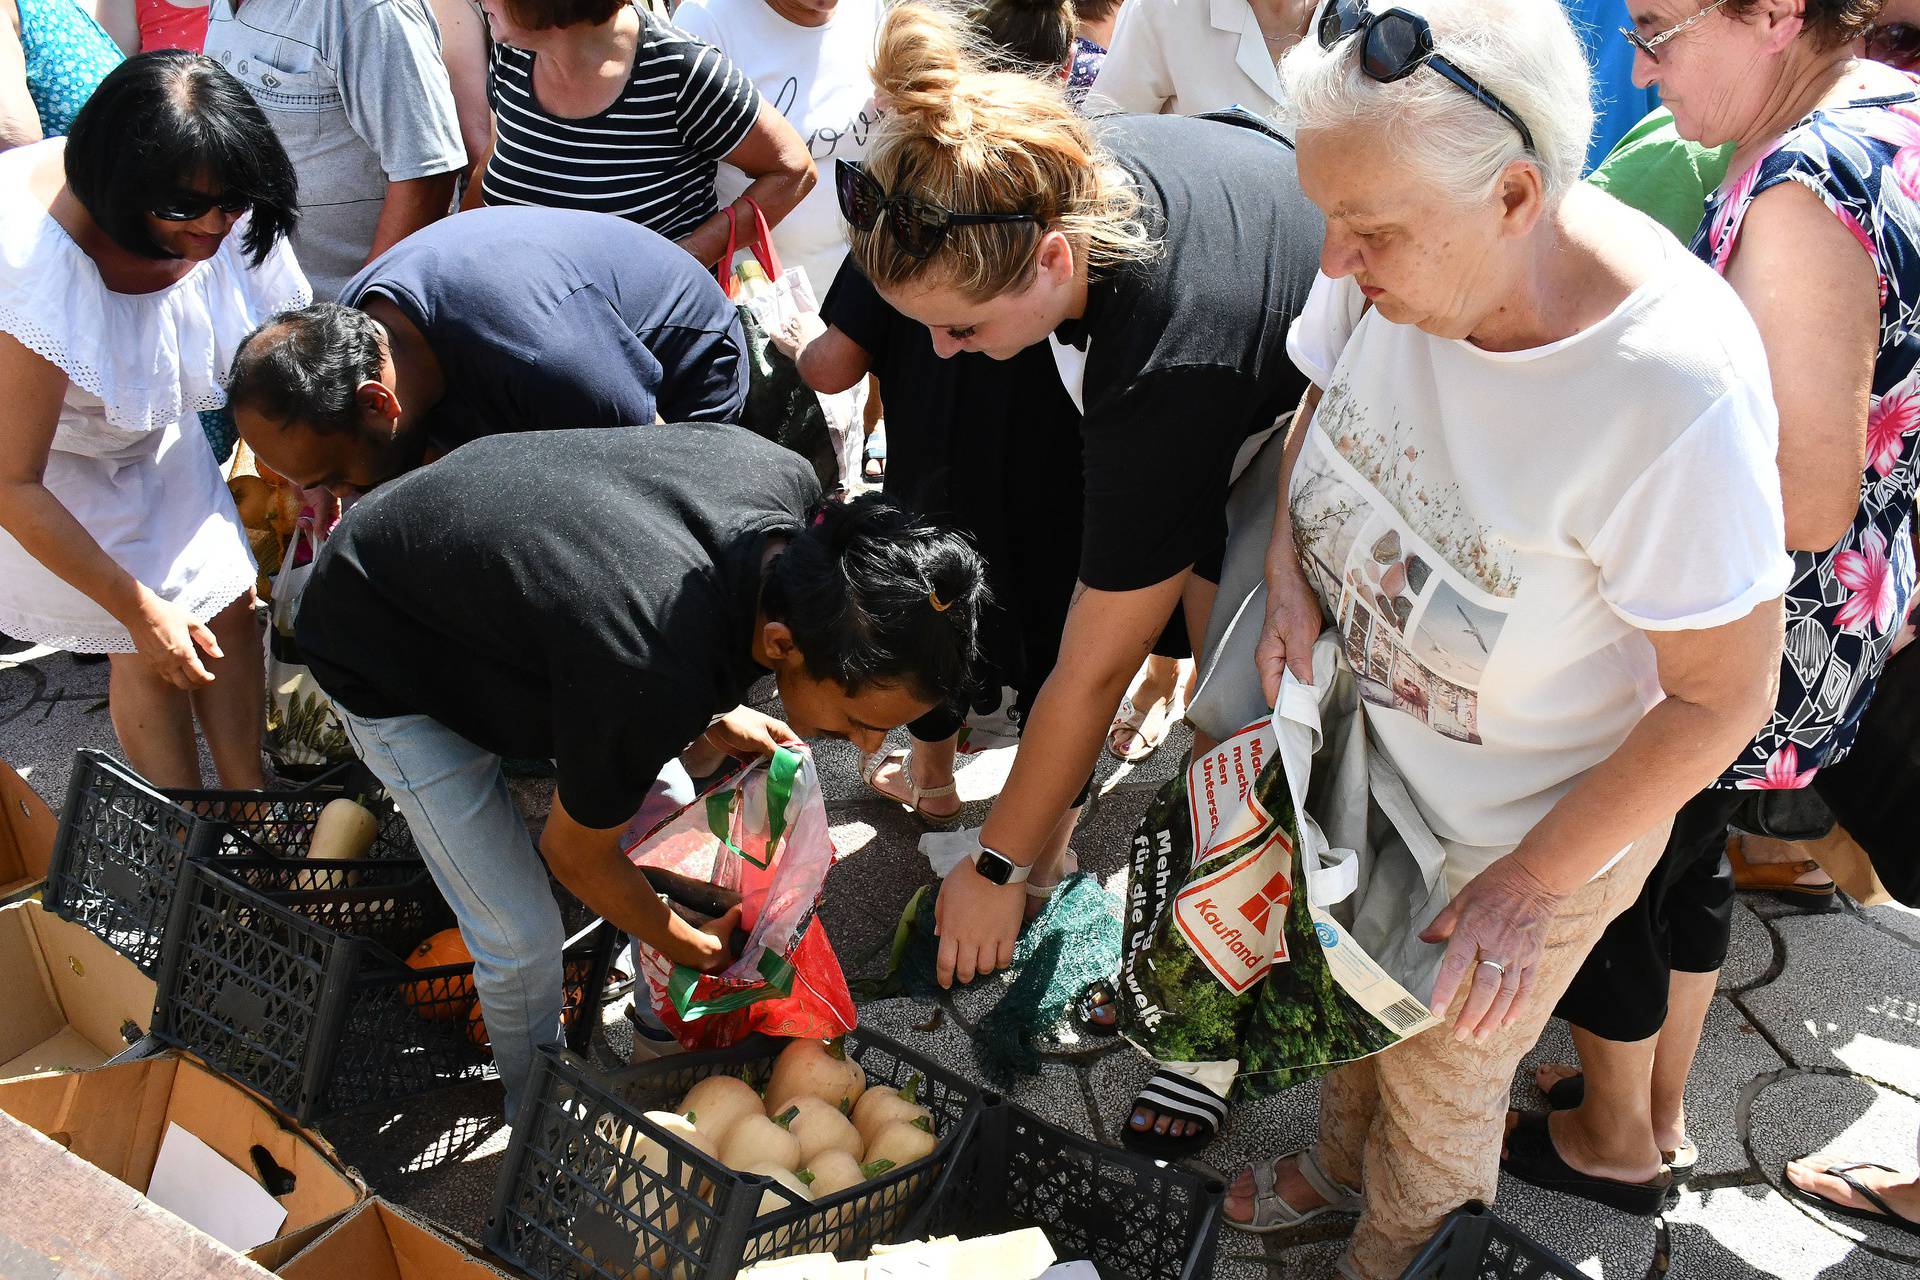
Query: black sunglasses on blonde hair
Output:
[[1316, 0, 1537, 155], [836, 158, 1042, 260]]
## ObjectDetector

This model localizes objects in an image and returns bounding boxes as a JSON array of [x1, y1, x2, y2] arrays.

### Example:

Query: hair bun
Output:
[[874, 4, 979, 145]]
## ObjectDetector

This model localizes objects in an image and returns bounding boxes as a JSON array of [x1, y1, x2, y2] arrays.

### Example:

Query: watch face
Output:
[[976, 850, 1014, 885]]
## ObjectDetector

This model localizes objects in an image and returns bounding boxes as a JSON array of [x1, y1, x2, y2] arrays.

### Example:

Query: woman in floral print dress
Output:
[[1524, 0, 1920, 1224]]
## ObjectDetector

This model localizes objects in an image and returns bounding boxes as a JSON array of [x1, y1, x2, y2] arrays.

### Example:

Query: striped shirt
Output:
[[482, 7, 761, 241]]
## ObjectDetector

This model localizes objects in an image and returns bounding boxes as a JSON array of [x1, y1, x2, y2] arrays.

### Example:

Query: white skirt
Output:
[[0, 413, 256, 653]]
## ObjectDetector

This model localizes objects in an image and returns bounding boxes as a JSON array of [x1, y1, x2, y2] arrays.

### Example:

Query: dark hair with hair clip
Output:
[[64, 51, 298, 268], [226, 304, 388, 435], [762, 494, 991, 703]]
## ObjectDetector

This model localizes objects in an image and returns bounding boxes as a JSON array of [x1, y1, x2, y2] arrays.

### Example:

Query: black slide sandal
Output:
[[1074, 980, 1121, 1037], [1501, 1112, 1671, 1217], [1788, 1162, 1920, 1238], [1120, 1067, 1227, 1159]]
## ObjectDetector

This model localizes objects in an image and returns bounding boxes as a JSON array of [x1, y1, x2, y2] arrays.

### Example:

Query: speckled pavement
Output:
[[6, 641, 1918, 1279]]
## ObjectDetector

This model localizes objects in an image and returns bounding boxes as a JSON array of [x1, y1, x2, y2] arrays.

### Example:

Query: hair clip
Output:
[[928, 589, 952, 613]]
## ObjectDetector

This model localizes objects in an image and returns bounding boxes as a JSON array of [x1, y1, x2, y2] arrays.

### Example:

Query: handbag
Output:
[[262, 517, 354, 772], [718, 201, 843, 493]]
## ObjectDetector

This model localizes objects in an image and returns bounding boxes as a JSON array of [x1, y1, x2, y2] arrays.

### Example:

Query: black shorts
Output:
[[1554, 786, 1833, 1043]]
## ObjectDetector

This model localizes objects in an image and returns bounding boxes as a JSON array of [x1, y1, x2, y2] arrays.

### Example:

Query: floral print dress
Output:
[[1693, 89, 1920, 788]]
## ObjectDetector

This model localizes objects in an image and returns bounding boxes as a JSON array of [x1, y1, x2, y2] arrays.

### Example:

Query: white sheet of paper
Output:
[[1040, 1264, 1102, 1280], [146, 1121, 288, 1253]]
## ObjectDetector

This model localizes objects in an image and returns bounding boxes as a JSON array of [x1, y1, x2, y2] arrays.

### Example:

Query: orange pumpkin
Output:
[[464, 980, 590, 1048], [403, 928, 476, 1021]]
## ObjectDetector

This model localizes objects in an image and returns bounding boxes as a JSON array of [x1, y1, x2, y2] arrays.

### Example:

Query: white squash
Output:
[[720, 1111, 801, 1172], [595, 1109, 718, 1279], [800, 1149, 865, 1199], [680, 1074, 764, 1143], [775, 1097, 863, 1167], [306, 798, 378, 888], [851, 1077, 930, 1149], [863, 1116, 935, 1170], [741, 1163, 814, 1217], [763, 1038, 866, 1115]]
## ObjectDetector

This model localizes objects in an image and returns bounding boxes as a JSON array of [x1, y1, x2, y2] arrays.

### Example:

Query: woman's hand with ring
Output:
[[1420, 853, 1564, 1041]]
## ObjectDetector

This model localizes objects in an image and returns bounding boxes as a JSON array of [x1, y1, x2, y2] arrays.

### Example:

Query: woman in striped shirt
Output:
[[474, 0, 814, 268]]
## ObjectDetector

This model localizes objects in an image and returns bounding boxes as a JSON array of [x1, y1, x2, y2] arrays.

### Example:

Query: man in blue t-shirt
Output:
[[1565, 0, 1661, 174], [225, 205, 750, 496]]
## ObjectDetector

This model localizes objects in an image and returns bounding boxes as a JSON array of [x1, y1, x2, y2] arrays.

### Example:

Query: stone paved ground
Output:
[[6, 642, 1918, 1278]]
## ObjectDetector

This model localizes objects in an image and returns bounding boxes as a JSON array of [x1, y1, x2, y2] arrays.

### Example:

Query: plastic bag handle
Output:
[[1270, 671, 1359, 908], [715, 198, 783, 300]]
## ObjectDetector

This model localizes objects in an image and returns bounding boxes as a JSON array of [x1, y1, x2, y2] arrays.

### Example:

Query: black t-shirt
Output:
[[1054, 113, 1324, 592], [340, 206, 749, 452], [296, 423, 818, 828]]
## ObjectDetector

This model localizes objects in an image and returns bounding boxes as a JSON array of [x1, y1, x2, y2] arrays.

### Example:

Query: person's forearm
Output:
[[677, 170, 814, 269], [978, 620, 1140, 863], [0, 481, 142, 622], [366, 172, 460, 264], [1507, 684, 1775, 896], [541, 832, 718, 955], [1264, 385, 1322, 587]]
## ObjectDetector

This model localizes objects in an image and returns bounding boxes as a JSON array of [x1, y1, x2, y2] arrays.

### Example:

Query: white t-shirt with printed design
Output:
[[1286, 233, 1793, 889]]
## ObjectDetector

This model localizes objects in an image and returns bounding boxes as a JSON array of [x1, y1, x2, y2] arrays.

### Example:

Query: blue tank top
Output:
[[15, 0, 123, 137]]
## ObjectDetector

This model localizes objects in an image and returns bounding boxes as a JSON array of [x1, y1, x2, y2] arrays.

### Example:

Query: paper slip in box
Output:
[[0, 761, 55, 902], [279, 1198, 524, 1280], [0, 1111, 278, 1279], [0, 897, 157, 1082], [0, 1050, 365, 1269]]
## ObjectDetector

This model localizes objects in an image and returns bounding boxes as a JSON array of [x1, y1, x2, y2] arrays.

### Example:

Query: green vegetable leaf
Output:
[[794, 1169, 815, 1186], [860, 1159, 896, 1178]]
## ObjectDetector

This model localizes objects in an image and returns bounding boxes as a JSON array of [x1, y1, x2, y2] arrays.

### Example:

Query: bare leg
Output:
[[1786, 1158, 1920, 1223], [108, 653, 201, 789], [1650, 969, 1718, 1156], [187, 593, 266, 789], [1023, 804, 1083, 921], [1532, 1027, 1664, 1184]]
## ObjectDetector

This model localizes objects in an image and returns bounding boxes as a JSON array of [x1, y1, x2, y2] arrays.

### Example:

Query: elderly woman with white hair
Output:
[[1182, 0, 1792, 1270]]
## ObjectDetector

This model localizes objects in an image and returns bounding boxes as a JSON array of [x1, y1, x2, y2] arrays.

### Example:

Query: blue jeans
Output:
[[339, 708, 691, 1122]]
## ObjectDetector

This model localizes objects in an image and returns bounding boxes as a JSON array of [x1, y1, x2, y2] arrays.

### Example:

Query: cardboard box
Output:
[[0, 898, 158, 1081], [0, 1051, 365, 1269], [0, 760, 55, 901], [0, 1110, 278, 1278], [279, 1199, 523, 1280]]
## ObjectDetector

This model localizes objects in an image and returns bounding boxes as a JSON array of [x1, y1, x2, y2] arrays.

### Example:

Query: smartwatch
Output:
[[974, 845, 1033, 886]]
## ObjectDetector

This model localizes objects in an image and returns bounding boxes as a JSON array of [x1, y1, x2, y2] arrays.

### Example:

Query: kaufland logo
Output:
[[1173, 831, 1294, 994]]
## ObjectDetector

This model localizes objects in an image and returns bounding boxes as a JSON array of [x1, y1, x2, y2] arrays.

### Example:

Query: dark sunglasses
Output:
[[150, 190, 252, 222], [835, 159, 1041, 260], [1316, 0, 1536, 156], [1867, 22, 1920, 71]]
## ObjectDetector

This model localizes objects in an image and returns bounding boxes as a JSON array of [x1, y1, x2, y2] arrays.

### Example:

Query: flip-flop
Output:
[[1537, 1073, 1698, 1176], [1120, 1067, 1226, 1159], [1073, 979, 1120, 1037], [861, 748, 960, 826], [1500, 1112, 1671, 1216], [1787, 1161, 1920, 1238], [1224, 1148, 1363, 1234]]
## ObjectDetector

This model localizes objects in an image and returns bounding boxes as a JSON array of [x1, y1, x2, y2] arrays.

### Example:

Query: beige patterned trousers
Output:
[[1316, 822, 1672, 1279]]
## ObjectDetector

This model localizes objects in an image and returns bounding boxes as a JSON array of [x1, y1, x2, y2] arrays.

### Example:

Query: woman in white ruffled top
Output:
[[0, 51, 306, 787]]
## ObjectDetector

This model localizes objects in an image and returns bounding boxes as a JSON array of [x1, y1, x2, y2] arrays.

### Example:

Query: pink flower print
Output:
[[1868, 386, 1920, 476], [1862, 103, 1920, 201], [1833, 527, 1901, 632], [1738, 744, 1820, 790], [1830, 204, 1889, 305]]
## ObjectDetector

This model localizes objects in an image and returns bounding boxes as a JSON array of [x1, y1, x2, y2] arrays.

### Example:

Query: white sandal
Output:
[[1227, 1148, 1363, 1234], [861, 748, 960, 826]]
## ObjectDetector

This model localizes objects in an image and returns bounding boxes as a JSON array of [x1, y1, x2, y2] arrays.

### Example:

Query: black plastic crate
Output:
[[44, 748, 598, 973], [900, 1099, 1223, 1280], [486, 1028, 987, 1280], [149, 856, 617, 1123], [1398, 1202, 1585, 1280], [43, 749, 409, 974]]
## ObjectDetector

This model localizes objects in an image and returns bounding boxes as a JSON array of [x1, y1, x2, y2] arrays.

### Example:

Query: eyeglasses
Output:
[[835, 159, 1042, 261], [150, 190, 252, 222], [1619, 0, 1732, 64], [1316, 0, 1536, 155], [1866, 22, 1920, 72]]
